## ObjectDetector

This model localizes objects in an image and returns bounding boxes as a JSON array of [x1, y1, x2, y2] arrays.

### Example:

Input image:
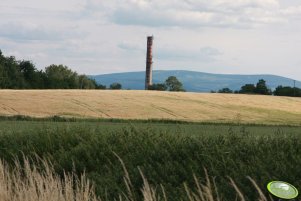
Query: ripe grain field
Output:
[[1, 89, 301, 201], [0, 90, 300, 125]]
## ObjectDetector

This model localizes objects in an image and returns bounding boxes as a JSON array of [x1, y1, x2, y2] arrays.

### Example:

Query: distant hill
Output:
[[91, 70, 301, 92]]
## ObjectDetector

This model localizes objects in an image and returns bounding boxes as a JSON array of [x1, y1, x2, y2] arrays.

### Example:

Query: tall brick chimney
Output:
[[145, 36, 153, 90]]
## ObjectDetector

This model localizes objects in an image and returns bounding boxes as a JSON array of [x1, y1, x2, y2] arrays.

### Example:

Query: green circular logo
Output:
[[267, 181, 298, 199]]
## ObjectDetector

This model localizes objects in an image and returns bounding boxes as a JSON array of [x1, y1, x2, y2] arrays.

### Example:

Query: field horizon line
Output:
[[0, 114, 300, 127]]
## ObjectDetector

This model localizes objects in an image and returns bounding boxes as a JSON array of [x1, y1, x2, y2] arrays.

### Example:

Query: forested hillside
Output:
[[0, 50, 104, 89]]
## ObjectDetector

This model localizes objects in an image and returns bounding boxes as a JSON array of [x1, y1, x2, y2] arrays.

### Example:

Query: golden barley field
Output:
[[0, 90, 300, 125]]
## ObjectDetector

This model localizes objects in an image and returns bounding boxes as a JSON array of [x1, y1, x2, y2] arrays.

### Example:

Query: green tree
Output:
[[44, 65, 79, 89], [3, 56, 25, 89], [95, 82, 106, 89], [110, 82, 122, 90], [148, 83, 167, 91], [254, 79, 271, 95], [0, 51, 26, 89], [0, 63, 7, 88], [165, 76, 185, 92], [0, 49, 106, 89], [273, 85, 301, 97], [78, 75, 106, 89], [19, 61, 36, 82], [19, 60, 45, 89], [78, 75, 95, 89], [218, 88, 233, 93], [0, 53, 12, 88], [239, 84, 256, 94]]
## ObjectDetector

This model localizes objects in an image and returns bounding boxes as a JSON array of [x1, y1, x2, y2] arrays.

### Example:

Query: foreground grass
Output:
[[0, 157, 98, 201], [0, 157, 272, 201], [0, 90, 300, 125], [0, 121, 301, 200]]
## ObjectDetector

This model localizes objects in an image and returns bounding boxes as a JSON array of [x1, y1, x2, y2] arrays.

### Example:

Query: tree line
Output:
[[0, 50, 109, 89], [0, 50, 129, 90], [216, 79, 301, 97], [1, 50, 299, 96], [148, 76, 185, 92], [0, 49, 187, 91]]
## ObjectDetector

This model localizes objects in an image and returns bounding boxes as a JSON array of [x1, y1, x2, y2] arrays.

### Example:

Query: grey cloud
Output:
[[200, 47, 222, 56], [118, 42, 144, 52], [0, 5, 75, 19], [46, 41, 101, 60], [0, 22, 62, 41], [0, 22, 85, 42], [281, 5, 301, 19], [156, 46, 221, 62], [94, 0, 286, 28], [1, 0, 301, 81]]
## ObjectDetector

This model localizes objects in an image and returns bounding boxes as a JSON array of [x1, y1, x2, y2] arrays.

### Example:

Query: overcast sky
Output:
[[0, 0, 301, 80]]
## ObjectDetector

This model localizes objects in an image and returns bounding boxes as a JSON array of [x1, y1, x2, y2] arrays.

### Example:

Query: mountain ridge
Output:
[[91, 70, 301, 92]]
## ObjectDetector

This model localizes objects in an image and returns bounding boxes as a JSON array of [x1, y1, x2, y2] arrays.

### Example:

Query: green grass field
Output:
[[1, 119, 301, 201], [0, 119, 301, 137]]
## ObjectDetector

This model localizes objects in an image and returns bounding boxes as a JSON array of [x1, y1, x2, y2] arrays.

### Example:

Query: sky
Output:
[[0, 0, 301, 80]]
